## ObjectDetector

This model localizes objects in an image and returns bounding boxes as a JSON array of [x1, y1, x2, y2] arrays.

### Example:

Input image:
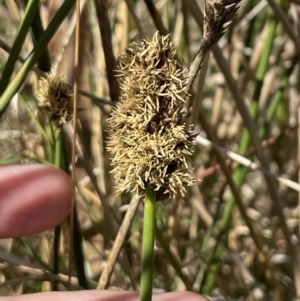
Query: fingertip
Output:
[[0, 290, 210, 301], [0, 164, 72, 238]]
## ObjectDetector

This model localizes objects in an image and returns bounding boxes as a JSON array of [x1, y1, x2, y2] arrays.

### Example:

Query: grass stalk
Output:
[[155, 225, 193, 290], [15, 237, 52, 272], [72, 205, 88, 289], [19, 95, 52, 145], [143, 0, 168, 35], [140, 185, 156, 301], [94, 0, 119, 103], [0, 0, 39, 95], [52, 130, 63, 291], [267, 0, 300, 56], [25, 0, 52, 72], [97, 196, 141, 289]]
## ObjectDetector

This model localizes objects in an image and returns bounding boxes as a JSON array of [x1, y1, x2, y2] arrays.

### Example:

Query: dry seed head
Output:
[[107, 32, 197, 200], [36, 71, 73, 129], [204, 0, 241, 47]]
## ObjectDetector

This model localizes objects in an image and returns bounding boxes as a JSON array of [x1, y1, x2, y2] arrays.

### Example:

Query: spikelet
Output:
[[107, 32, 196, 200], [36, 71, 73, 129], [203, 0, 241, 47], [187, 0, 241, 89]]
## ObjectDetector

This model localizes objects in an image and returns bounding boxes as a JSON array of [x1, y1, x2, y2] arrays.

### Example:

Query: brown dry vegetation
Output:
[[0, 1, 300, 301]]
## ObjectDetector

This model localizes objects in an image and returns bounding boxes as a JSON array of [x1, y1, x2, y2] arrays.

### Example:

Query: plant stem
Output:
[[140, 185, 156, 301], [0, 0, 39, 95]]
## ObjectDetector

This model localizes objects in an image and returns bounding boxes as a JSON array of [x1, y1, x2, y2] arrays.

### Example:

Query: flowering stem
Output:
[[140, 185, 156, 301]]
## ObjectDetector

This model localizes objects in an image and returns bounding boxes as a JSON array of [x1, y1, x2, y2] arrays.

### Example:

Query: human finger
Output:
[[0, 164, 72, 238], [1, 290, 210, 301]]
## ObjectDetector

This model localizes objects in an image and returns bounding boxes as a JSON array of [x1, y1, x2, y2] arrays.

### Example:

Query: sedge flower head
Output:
[[204, 0, 241, 47], [36, 71, 73, 129], [107, 32, 196, 200]]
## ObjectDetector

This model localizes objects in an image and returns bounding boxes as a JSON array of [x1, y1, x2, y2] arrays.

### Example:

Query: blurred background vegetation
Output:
[[0, 0, 300, 300]]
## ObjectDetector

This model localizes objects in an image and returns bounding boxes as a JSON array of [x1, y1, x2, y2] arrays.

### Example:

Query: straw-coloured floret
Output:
[[36, 71, 73, 129], [107, 32, 196, 200]]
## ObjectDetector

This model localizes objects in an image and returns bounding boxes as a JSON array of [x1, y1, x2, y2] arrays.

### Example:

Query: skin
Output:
[[0, 165, 209, 301]]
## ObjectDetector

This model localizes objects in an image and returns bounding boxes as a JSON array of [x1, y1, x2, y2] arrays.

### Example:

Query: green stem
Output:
[[24, 0, 52, 72], [0, 0, 39, 95], [155, 224, 193, 290], [140, 185, 156, 301], [16, 237, 52, 272]]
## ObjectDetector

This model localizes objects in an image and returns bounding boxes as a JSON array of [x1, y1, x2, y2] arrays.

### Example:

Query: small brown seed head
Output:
[[204, 0, 241, 48], [36, 71, 73, 129]]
